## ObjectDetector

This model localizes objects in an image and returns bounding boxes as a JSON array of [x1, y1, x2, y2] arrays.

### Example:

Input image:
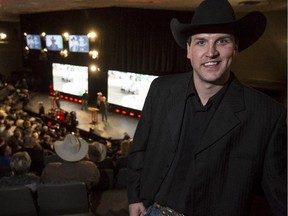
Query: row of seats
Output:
[[98, 168, 127, 190], [0, 182, 94, 216]]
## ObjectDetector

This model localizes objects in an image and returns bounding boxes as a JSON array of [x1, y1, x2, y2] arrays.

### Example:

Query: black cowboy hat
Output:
[[170, 0, 266, 51]]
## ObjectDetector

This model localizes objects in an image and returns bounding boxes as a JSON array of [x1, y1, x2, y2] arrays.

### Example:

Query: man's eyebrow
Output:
[[192, 35, 234, 41]]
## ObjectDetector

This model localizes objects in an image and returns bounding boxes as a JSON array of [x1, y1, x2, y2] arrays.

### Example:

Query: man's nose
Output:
[[206, 44, 219, 58]]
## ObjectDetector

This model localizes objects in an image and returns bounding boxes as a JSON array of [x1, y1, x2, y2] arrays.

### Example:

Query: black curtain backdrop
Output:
[[101, 8, 192, 75]]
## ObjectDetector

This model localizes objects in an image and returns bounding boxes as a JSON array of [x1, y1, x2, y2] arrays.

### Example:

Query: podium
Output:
[[88, 107, 99, 125]]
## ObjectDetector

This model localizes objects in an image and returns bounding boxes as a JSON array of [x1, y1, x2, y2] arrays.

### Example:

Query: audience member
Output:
[[69, 111, 78, 132], [20, 78, 29, 90], [39, 125, 49, 138], [0, 152, 40, 192], [40, 135, 54, 153], [122, 132, 131, 141], [21, 89, 30, 108], [15, 131, 45, 176], [41, 133, 100, 191], [15, 118, 24, 130], [0, 144, 12, 177], [0, 140, 12, 169], [88, 142, 106, 162], [0, 111, 7, 133], [7, 129, 23, 153], [115, 139, 132, 174], [88, 141, 114, 170], [0, 123, 14, 142]]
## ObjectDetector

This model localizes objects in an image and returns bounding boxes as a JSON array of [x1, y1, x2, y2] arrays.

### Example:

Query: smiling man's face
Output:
[[187, 33, 238, 87]]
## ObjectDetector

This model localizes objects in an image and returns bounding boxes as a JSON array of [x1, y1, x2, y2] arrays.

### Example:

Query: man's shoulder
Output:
[[44, 162, 62, 169], [234, 80, 286, 113]]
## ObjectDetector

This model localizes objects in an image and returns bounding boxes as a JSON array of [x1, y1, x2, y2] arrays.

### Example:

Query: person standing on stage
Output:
[[53, 90, 60, 109], [96, 92, 102, 109], [81, 90, 89, 111], [99, 96, 108, 122], [38, 101, 45, 117]]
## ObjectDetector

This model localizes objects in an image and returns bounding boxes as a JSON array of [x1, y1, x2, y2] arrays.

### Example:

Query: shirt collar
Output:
[[186, 73, 233, 110]]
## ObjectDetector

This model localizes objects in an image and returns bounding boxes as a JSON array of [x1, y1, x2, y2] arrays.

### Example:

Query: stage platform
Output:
[[25, 92, 139, 140]]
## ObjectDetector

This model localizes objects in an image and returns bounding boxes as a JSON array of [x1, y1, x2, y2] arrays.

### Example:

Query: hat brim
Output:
[[54, 137, 88, 162], [170, 11, 266, 51]]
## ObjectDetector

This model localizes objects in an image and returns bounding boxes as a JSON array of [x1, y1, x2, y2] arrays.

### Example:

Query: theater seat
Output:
[[0, 186, 38, 216], [115, 168, 127, 189], [37, 182, 94, 216], [98, 169, 115, 190]]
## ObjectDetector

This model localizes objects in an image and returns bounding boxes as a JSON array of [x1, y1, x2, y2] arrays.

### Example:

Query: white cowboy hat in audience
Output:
[[54, 134, 89, 162], [88, 142, 107, 163]]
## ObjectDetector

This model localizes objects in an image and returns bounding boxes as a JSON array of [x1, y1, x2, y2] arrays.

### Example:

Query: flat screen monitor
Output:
[[52, 63, 88, 97], [26, 34, 42, 50], [45, 35, 63, 51], [108, 70, 158, 111], [68, 35, 89, 53]]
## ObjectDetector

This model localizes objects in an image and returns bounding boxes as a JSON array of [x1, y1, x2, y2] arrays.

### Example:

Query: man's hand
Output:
[[129, 202, 147, 216]]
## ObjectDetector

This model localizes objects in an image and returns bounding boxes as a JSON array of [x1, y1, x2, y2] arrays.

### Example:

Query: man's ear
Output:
[[186, 43, 191, 58], [234, 41, 239, 56], [233, 47, 238, 56]]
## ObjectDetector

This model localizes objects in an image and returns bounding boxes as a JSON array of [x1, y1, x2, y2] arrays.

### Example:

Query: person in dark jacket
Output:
[[127, 0, 287, 216]]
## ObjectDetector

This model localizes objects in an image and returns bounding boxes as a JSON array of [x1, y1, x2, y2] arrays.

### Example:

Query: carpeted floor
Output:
[[95, 189, 129, 216]]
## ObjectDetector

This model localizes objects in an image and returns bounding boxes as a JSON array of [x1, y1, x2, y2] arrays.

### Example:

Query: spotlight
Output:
[[0, 33, 7, 40], [90, 65, 100, 72], [87, 32, 97, 40], [89, 50, 99, 59], [60, 49, 68, 58], [62, 32, 69, 41]]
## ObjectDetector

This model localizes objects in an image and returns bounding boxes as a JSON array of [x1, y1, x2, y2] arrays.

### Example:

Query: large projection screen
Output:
[[108, 70, 158, 111], [52, 63, 88, 97]]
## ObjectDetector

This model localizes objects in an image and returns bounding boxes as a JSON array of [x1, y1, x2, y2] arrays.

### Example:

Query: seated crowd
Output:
[[0, 77, 133, 213]]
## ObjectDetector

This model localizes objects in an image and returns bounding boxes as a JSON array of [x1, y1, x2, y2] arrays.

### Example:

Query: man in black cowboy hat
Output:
[[127, 0, 287, 215], [48, 36, 59, 50]]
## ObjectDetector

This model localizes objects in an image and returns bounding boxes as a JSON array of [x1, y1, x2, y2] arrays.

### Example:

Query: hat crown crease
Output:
[[64, 135, 81, 154]]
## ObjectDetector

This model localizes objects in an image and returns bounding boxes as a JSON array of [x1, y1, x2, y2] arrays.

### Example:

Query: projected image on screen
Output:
[[26, 34, 42, 50], [45, 35, 63, 51], [108, 70, 158, 111], [69, 35, 89, 53], [52, 63, 88, 97]]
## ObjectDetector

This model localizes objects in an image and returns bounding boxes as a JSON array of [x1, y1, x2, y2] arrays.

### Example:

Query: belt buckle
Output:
[[155, 203, 184, 216]]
